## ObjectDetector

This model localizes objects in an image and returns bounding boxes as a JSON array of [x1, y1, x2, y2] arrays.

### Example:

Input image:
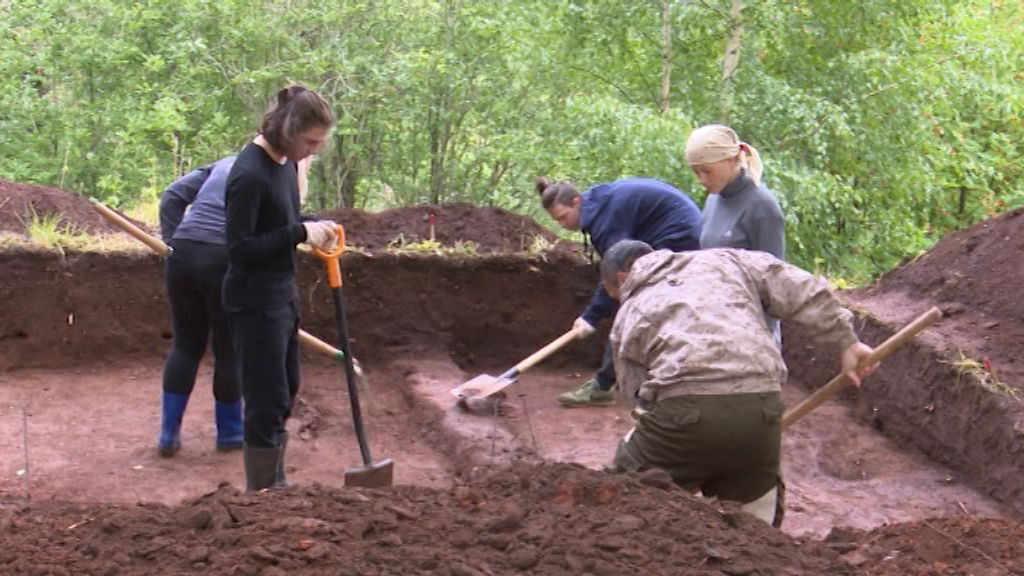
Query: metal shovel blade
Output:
[[450, 373, 495, 399], [344, 458, 395, 488], [451, 373, 517, 401]]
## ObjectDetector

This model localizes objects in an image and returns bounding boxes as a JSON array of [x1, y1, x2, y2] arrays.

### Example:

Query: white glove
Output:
[[303, 220, 338, 251], [573, 316, 597, 337]]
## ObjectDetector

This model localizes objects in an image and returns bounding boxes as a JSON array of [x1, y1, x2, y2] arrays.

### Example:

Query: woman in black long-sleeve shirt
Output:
[[224, 84, 337, 491]]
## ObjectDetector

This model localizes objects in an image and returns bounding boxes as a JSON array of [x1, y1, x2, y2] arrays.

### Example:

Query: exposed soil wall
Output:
[[785, 303, 1024, 516], [784, 207, 1024, 515], [0, 249, 604, 372]]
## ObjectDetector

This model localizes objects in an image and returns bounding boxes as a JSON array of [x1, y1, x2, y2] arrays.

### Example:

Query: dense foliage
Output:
[[1, 0, 1021, 280]]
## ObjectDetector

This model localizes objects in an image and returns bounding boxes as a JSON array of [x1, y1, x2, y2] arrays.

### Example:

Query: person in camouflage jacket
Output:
[[600, 240, 875, 526]]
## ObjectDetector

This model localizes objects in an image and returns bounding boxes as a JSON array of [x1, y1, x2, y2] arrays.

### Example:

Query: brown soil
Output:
[[862, 207, 1024, 389], [4, 183, 1024, 575], [844, 517, 1024, 575], [0, 179, 134, 235], [315, 203, 576, 254], [784, 207, 1024, 517], [0, 464, 858, 576]]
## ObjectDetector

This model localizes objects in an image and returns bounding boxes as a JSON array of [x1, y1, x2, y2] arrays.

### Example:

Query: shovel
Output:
[[782, 306, 943, 429], [89, 198, 368, 380], [450, 325, 588, 406], [314, 225, 394, 488]]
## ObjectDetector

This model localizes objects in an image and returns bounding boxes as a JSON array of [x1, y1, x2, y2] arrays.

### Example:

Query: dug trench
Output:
[[1, 209, 1023, 573]]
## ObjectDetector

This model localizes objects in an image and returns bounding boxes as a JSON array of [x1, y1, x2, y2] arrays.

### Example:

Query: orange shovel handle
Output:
[[313, 225, 346, 288]]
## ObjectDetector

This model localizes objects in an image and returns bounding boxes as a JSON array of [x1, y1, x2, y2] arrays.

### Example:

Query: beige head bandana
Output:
[[685, 124, 763, 186]]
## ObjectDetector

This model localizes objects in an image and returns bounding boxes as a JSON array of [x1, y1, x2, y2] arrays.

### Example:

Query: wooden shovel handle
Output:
[[782, 306, 943, 429], [91, 199, 170, 256], [296, 330, 364, 376], [513, 326, 587, 374]]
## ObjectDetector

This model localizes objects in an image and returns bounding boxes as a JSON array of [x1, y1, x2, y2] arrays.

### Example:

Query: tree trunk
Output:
[[720, 0, 744, 121], [339, 163, 357, 209], [660, 0, 672, 113], [428, 0, 459, 204]]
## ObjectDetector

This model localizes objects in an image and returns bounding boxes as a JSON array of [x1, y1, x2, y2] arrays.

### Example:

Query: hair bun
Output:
[[276, 87, 291, 106], [534, 176, 550, 196], [277, 84, 308, 106]]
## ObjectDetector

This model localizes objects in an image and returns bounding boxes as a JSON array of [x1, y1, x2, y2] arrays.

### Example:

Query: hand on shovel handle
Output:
[[841, 341, 878, 387]]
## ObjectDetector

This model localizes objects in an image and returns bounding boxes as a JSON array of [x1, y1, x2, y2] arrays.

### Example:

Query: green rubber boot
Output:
[[558, 379, 615, 407]]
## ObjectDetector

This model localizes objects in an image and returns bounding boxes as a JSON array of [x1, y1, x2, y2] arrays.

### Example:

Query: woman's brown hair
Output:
[[261, 84, 335, 152], [535, 176, 579, 209]]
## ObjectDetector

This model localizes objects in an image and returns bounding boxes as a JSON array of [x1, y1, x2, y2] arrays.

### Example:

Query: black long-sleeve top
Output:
[[222, 142, 309, 312]]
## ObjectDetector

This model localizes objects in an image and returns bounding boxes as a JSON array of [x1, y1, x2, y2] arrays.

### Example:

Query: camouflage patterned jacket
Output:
[[609, 249, 858, 403]]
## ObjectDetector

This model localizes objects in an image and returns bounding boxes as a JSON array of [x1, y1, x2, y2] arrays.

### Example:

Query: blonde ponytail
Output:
[[739, 142, 763, 186]]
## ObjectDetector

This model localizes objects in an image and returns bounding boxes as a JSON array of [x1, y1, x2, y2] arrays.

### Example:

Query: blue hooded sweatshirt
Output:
[[579, 177, 702, 326]]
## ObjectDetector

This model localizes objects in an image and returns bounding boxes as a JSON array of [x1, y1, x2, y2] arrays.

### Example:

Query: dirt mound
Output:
[[784, 207, 1024, 519], [856, 207, 1024, 388], [0, 179, 126, 235], [0, 463, 855, 576], [316, 203, 574, 254], [835, 517, 1024, 575]]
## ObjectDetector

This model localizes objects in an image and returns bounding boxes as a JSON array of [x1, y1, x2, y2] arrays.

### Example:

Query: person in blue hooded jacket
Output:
[[536, 176, 702, 406]]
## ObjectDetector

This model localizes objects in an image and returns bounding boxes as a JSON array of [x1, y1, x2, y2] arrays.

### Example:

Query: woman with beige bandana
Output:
[[686, 124, 785, 341]]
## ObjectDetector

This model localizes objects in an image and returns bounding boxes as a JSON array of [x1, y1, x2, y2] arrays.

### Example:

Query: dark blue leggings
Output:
[[162, 240, 240, 402]]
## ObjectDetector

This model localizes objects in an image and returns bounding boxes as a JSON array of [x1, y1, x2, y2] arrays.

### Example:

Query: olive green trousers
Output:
[[612, 392, 782, 504]]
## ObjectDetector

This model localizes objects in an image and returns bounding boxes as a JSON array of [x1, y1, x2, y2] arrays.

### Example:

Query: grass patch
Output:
[[122, 196, 160, 229], [945, 348, 1018, 399], [385, 233, 479, 256], [6, 208, 151, 254], [523, 233, 556, 261]]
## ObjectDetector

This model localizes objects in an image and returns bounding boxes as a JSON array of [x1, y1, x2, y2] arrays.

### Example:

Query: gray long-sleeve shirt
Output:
[[159, 156, 237, 245], [699, 170, 785, 260]]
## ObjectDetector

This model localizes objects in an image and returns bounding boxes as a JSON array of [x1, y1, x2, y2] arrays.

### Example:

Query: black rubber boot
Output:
[[275, 432, 289, 488], [244, 445, 281, 492]]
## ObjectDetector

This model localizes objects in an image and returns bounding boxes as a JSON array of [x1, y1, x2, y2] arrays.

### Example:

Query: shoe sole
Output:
[[157, 444, 180, 457], [557, 400, 616, 408]]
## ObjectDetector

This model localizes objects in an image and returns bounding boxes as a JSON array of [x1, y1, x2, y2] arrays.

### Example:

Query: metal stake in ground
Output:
[[21, 407, 30, 500], [314, 225, 394, 488]]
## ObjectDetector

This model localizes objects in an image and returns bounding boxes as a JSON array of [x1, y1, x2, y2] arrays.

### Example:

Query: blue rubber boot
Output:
[[215, 400, 244, 451], [158, 392, 190, 457]]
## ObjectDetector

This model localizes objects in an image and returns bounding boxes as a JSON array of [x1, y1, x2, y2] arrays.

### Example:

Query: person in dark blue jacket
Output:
[[158, 156, 243, 456], [536, 176, 702, 406]]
